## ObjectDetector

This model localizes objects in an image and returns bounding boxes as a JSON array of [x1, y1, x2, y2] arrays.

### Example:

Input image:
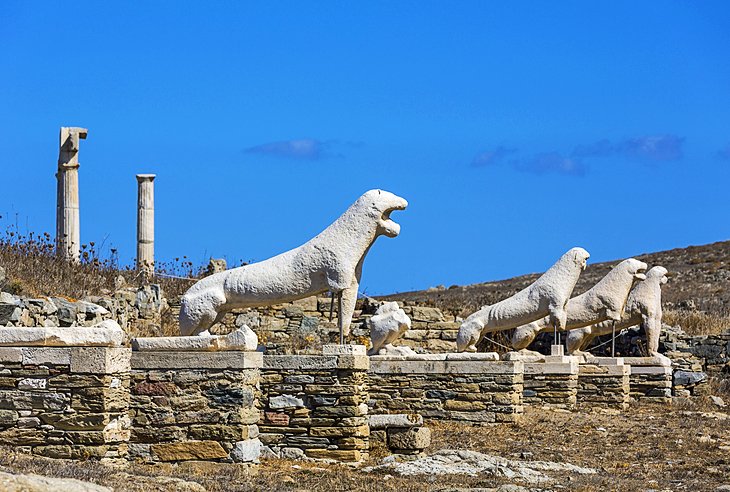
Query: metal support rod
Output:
[[611, 320, 617, 357], [554, 319, 558, 345]]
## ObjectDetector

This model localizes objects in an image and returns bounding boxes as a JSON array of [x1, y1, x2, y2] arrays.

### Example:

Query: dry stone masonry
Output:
[[369, 354, 524, 424], [0, 326, 131, 462], [259, 345, 370, 462], [128, 336, 262, 466], [577, 357, 630, 409], [522, 355, 579, 409]]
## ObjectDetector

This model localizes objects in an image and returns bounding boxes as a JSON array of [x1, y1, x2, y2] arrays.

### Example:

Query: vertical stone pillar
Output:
[[136, 174, 156, 275], [56, 127, 88, 262]]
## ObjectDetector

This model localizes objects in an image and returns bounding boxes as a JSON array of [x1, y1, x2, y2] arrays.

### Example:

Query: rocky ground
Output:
[[1, 401, 729, 491], [386, 240, 730, 318]]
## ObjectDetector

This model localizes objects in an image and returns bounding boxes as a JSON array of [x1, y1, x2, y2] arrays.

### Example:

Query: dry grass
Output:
[[0, 228, 196, 301], [663, 308, 730, 336], [1, 403, 729, 491]]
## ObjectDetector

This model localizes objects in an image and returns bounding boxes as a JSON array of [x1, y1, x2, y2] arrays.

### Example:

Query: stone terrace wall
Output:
[[368, 355, 523, 424], [205, 297, 459, 355], [259, 350, 370, 462], [0, 285, 165, 336], [523, 359, 579, 409], [577, 359, 630, 410], [624, 357, 672, 403], [662, 327, 730, 373], [0, 329, 131, 462], [129, 350, 262, 466]]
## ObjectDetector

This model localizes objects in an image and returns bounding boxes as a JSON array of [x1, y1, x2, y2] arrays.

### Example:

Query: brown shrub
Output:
[[663, 308, 730, 336]]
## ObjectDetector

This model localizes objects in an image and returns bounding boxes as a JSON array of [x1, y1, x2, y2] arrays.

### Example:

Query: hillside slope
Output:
[[385, 240, 730, 317]]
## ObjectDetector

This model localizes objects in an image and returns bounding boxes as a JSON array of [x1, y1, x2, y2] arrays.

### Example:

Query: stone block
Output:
[[0, 326, 124, 347], [304, 449, 362, 462], [269, 395, 304, 409], [387, 427, 431, 450], [21, 347, 72, 366], [629, 366, 672, 376], [322, 344, 366, 356], [132, 327, 257, 352], [444, 352, 499, 361], [369, 413, 423, 429], [0, 347, 22, 363], [336, 355, 370, 370], [71, 347, 131, 374], [152, 440, 229, 461], [410, 307, 444, 322], [230, 438, 262, 463], [369, 359, 522, 375], [0, 409, 18, 425], [525, 362, 578, 376], [263, 355, 337, 371]]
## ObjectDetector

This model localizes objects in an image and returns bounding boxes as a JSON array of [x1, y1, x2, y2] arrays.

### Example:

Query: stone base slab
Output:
[[131, 351, 263, 370], [132, 327, 257, 352], [0, 324, 124, 348], [369, 360, 522, 375]]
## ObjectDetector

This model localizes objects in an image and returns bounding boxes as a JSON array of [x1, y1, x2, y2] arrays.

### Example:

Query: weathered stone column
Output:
[[56, 127, 88, 262], [136, 174, 155, 274]]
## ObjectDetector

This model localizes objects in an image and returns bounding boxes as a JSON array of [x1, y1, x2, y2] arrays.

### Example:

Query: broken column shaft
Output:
[[56, 127, 88, 262], [136, 174, 156, 274]]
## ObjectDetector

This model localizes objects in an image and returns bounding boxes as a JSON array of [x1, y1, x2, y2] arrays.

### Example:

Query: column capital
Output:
[[136, 174, 156, 182]]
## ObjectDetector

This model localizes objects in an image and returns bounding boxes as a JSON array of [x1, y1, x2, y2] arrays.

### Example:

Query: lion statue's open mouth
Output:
[[379, 200, 408, 237]]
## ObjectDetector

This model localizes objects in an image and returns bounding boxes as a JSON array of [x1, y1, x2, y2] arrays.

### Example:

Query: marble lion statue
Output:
[[510, 258, 648, 350], [179, 189, 408, 338], [566, 266, 668, 357], [456, 247, 590, 352], [366, 301, 416, 356]]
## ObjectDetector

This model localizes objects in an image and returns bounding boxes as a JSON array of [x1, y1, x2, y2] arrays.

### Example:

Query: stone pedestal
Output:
[[624, 357, 672, 403], [136, 174, 156, 275], [129, 343, 262, 467], [368, 354, 523, 424], [523, 355, 579, 409], [577, 357, 630, 410], [0, 327, 130, 462], [260, 347, 370, 462]]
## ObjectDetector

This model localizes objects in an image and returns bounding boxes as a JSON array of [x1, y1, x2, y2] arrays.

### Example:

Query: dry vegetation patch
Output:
[[1, 403, 729, 491], [663, 308, 730, 336]]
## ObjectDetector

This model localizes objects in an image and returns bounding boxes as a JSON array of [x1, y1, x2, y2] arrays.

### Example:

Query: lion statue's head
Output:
[[569, 247, 591, 271], [647, 265, 669, 284], [358, 189, 408, 238], [620, 258, 648, 281]]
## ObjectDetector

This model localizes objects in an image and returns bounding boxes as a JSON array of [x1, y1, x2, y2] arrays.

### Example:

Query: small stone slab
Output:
[[623, 356, 672, 367], [0, 347, 22, 363], [445, 352, 499, 361], [369, 359, 523, 375], [629, 365, 672, 376], [152, 440, 228, 461], [322, 344, 366, 355], [525, 361, 579, 375], [263, 355, 338, 370], [369, 414, 423, 429], [0, 324, 124, 347], [583, 356, 625, 366], [501, 351, 545, 363]]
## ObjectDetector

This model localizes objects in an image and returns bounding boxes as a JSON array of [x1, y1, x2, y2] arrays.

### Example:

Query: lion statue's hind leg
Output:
[[511, 322, 541, 350], [179, 289, 228, 336]]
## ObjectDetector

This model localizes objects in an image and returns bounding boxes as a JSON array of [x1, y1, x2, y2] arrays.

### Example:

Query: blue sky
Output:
[[2, 2, 729, 295]]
